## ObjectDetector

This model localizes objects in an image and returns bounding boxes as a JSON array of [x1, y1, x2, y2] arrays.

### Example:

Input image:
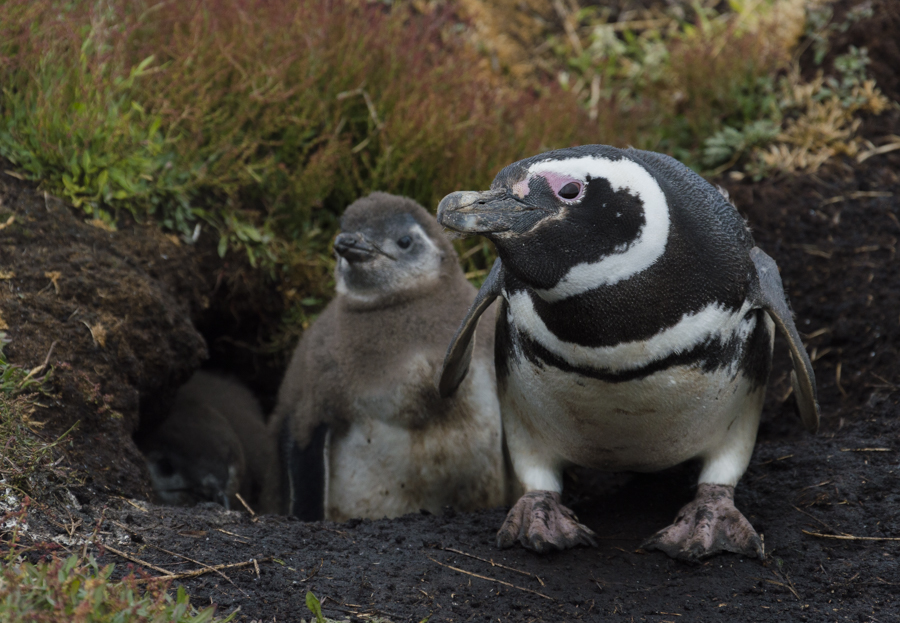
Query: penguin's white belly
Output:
[[326, 359, 505, 521], [504, 358, 759, 473]]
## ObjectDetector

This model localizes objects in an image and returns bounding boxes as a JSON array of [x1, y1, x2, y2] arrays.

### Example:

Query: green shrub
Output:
[[547, 0, 807, 165], [534, 0, 890, 177], [0, 3, 192, 230], [0, 0, 597, 309], [0, 551, 233, 622]]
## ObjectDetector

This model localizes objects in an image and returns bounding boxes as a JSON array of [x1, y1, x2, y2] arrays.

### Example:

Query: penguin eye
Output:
[[558, 182, 581, 200], [397, 236, 412, 249]]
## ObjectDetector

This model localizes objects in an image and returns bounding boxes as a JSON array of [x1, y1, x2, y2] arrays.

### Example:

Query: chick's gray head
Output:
[[335, 192, 452, 303]]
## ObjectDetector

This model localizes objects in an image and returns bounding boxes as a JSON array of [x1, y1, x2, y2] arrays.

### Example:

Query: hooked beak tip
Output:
[[437, 189, 528, 235]]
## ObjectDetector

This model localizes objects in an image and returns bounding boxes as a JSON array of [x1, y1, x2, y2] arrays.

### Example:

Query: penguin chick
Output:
[[436, 145, 819, 560], [268, 192, 506, 521], [141, 371, 274, 512]]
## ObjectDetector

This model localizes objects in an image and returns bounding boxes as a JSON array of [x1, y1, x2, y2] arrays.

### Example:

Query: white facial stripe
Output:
[[525, 156, 670, 302], [390, 223, 441, 291], [506, 290, 753, 372]]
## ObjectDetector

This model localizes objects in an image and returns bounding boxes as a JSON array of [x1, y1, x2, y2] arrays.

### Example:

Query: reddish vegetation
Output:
[[1, 0, 599, 222]]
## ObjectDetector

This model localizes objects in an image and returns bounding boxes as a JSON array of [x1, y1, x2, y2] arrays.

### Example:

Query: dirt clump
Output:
[[0, 168, 209, 497]]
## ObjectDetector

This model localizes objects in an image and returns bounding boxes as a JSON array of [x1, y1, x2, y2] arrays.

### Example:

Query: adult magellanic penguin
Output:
[[436, 145, 819, 560], [268, 192, 507, 521]]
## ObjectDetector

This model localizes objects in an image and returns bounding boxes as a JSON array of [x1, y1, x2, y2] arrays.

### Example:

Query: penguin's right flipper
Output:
[[436, 258, 505, 398], [749, 247, 820, 433], [282, 417, 329, 520]]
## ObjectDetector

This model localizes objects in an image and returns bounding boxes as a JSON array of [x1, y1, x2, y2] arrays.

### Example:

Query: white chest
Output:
[[500, 302, 770, 474], [504, 357, 756, 472], [325, 359, 505, 521]]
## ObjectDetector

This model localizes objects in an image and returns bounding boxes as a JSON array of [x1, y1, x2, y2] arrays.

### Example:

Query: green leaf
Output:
[[305, 591, 325, 623], [135, 55, 155, 75], [96, 169, 109, 193], [243, 225, 263, 242]]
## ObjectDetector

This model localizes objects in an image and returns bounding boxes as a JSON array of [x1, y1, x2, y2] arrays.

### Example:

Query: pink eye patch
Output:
[[538, 172, 585, 201], [512, 171, 585, 201]]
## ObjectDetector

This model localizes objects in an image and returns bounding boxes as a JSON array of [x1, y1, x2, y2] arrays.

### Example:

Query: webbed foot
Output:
[[642, 483, 762, 562], [497, 491, 597, 553]]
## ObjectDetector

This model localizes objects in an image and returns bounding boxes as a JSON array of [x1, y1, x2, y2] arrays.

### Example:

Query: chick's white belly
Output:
[[326, 360, 505, 521], [326, 421, 421, 521], [503, 358, 761, 474]]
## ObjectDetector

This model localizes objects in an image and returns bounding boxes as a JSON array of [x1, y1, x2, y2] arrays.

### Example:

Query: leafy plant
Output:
[[825, 46, 878, 107], [0, 0, 599, 332], [805, 1, 874, 66], [0, 38, 192, 228], [1, 492, 231, 622], [305, 591, 326, 623], [0, 552, 233, 622], [529, 0, 808, 164], [742, 66, 890, 179], [467, 0, 888, 178], [702, 120, 781, 170]]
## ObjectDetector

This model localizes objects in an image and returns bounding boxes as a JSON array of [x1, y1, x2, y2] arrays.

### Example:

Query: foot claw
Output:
[[497, 491, 597, 553], [642, 483, 763, 562]]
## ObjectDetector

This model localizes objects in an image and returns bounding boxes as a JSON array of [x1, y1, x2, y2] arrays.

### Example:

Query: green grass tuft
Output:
[[0, 333, 52, 397], [0, 0, 596, 315], [0, 334, 72, 499], [0, 395, 73, 500], [0, 551, 233, 622]]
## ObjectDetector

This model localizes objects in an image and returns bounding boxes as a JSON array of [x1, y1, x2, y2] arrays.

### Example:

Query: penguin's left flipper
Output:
[[282, 418, 329, 521], [749, 247, 820, 433], [436, 258, 505, 398]]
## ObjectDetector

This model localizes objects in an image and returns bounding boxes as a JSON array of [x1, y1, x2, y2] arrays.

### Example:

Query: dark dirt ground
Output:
[[4, 1, 900, 621]]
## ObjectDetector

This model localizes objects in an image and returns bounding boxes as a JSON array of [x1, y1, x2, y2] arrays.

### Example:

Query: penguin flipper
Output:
[[281, 417, 329, 520], [749, 247, 820, 433], [436, 258, 505, 398]]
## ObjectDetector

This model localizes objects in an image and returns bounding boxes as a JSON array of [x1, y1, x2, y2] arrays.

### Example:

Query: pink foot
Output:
[[642, 483, 763, 561], [496, 491, 597, 553]]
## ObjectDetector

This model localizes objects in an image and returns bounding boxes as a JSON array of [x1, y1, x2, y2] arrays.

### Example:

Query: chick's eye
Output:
[[558, 182, 581, 200], [397, 236, 412, 249]]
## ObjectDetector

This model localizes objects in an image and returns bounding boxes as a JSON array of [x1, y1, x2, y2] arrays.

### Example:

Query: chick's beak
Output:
[[334, 232, 378, 263]]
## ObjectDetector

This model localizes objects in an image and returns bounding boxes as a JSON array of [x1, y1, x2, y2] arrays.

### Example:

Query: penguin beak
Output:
[[437, 189, 542, 235], [334, 232, 396, 262]]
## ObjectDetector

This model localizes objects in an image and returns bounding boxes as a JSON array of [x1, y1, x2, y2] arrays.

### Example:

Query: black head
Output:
[[436, 145, 674, 294], [335, 192, 452, 303]]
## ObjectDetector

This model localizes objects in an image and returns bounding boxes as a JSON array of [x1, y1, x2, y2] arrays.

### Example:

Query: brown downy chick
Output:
[[141, 371, 275, 512], [266, 192, 506, 521]]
